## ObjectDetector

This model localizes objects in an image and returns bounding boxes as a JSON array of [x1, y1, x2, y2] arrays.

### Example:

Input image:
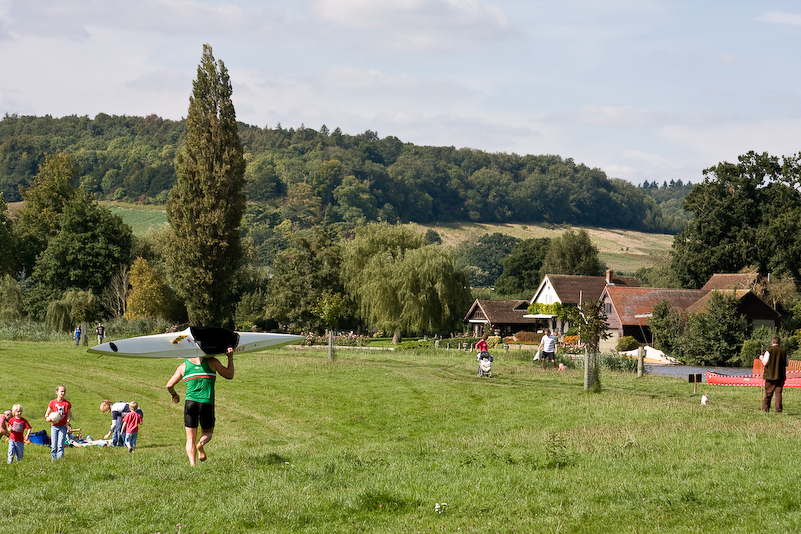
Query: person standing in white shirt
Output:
[[539, 329, 558, 371]]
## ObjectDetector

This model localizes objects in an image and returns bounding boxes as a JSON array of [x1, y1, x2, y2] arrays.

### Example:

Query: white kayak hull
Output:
[[87, 326, 304, 358]]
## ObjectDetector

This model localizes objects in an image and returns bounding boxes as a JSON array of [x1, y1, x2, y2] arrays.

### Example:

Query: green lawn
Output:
[[0, 341, 797, 533], [103, 202, 168, 235]]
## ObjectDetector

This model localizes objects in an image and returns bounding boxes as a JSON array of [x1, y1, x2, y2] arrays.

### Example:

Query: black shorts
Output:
[[543, 351, 555, 361], [184, 400, 215, 430]]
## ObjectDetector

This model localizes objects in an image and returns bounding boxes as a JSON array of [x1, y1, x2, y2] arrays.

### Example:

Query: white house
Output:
[[525, 270, 639, 334]]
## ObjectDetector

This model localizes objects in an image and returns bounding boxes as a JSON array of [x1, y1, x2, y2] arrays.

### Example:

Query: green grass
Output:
[[103, 202, 168, 236], [1, 342, 799, 533], [417, 222, 674, 274]]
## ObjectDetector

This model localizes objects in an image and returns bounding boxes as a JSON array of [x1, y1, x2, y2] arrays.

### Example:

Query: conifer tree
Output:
[[167, 44, 246, 325]]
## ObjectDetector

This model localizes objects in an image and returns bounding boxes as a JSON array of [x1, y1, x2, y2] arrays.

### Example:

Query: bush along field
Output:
[[1, 341, 800, 533]]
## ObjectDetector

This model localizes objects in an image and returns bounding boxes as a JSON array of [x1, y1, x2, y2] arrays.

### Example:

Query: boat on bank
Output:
[[619, 345, 683, 365], [706, 369, 801, 387]]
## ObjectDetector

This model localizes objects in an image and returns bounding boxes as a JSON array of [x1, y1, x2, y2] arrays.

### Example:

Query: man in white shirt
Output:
[[539, 329, 558, 371]]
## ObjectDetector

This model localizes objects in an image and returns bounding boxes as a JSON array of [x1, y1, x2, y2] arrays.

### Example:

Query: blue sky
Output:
[[1, 0, 800, 185]]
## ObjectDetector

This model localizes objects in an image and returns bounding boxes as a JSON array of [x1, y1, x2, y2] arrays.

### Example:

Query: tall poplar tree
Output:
[[167, 44, 246, 325]]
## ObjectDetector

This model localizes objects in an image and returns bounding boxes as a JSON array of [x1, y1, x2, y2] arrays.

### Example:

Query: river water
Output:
[[645, 364, 753, 380]]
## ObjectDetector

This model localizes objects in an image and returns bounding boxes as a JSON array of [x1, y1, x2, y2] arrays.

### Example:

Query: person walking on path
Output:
[[475, 334, 488, 354], [539, 329, 558, 371], [760, 336, 788, 413], [96, 322, 105, 345], [166, 347, 234, 466]]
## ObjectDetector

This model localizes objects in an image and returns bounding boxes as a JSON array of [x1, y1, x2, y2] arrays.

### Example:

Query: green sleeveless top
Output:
[[183, 359, 216, 404]]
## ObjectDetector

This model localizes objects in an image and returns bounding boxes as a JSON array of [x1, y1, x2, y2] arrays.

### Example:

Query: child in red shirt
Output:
[[121, 401, 143, 453], [45, 385, 72, 460], [7, 404, 31, 463]]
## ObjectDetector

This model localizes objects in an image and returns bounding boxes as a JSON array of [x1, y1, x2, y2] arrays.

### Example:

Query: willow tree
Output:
[[125, 257, 172, 320], [167, 44, 246, 325], [341, 223, 471, 343]]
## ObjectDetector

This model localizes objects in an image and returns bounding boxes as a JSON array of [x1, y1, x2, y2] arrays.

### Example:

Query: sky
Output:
[[1, 0, 800, 185]]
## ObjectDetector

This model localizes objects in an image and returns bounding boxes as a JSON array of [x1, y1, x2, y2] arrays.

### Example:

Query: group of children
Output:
[[99, 399, 143, 452], [1, 385, 143, 464]]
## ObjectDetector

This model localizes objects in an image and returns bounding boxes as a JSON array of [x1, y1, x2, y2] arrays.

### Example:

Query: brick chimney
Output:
[[606, 269, 613, 284]]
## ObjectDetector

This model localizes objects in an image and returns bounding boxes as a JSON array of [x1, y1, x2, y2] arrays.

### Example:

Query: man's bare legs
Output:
[[197, 428, 213, 462], [185, 426, 214, 466], [185, 427, 198, 466]]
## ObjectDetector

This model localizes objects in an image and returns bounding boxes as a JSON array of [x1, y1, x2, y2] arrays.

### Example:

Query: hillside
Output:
[[8, 200, 673, 274], [0, 114, 690, 234], [416, 221, 674, 274]]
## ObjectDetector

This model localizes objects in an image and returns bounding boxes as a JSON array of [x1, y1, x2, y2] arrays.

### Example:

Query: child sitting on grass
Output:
[[0, 409, 12, 441], [120, 401, 143, 453], [7, 404, 31, 463]]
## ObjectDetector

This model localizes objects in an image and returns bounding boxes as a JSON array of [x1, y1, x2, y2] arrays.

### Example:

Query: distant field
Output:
[[101, 202, 168, 235], [10, 199, 675, 273], [8, 201, 168, 236], [416, 221, 675, 274]]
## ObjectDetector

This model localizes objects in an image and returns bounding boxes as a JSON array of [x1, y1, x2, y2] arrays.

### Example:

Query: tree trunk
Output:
[[392, 329, 402, 344], [328, 328, 336, 362]]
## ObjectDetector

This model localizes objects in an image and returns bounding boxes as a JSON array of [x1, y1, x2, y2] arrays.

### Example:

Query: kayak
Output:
[[706, 369, 801, 387], [88, 326, 304, 358]]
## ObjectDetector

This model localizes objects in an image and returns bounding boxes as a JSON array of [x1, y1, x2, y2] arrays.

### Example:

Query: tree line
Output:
[[0, 114, 691, 235]]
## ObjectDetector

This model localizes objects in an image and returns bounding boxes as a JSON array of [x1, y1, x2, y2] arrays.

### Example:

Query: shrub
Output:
[[0, 319, 71, 342], [514, 331, 540, 344], [597, 352, 640, 372], [45, 301, 73, 332], [487, 336, 502, 349], [616, 336, 639, 352], [562, 335, 579, 346], [739, 326, 776, 368], [105, 317, 175, 338]]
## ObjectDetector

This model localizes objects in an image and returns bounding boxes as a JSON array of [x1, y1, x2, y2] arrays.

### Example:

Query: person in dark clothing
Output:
[[760, 336, 787, 413]]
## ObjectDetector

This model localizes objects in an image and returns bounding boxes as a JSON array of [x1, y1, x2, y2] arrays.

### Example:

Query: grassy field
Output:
[[1, 340, 799, 533], [416, 222, 674, 274], [10, 200, 673, 274], [102, 202, 168, 235]]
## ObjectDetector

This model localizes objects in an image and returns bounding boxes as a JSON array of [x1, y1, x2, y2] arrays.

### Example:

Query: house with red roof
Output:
[[600, 285, 780, 351], [526, 270, 639, 334], [463, 299, 539, 337], [701, 273, 759, 291]]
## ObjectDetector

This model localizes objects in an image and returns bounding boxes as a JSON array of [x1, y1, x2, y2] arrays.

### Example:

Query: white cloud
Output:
[[310, 0, 520, 50], [547, 106, 667, 129], [660, 118, 801, 167], [758, 11, 801, 28], [3, 0, 266, 42], [718, 52, 739, 66]]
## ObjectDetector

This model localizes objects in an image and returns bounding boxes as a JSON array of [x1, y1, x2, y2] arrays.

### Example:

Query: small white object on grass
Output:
[[700, 394, 709, 405]]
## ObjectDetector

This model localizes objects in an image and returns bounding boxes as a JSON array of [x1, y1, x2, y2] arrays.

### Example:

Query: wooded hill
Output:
[[0, 113, 691, 234]]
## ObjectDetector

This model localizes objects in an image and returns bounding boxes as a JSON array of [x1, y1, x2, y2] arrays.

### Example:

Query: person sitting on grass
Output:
[[0, 409, 12, 442]]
